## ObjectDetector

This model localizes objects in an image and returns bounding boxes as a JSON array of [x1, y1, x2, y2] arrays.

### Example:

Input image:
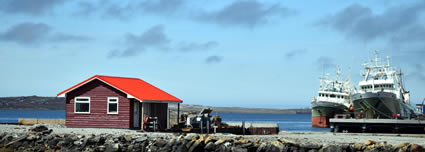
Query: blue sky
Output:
[[1, 0, 424, 108]]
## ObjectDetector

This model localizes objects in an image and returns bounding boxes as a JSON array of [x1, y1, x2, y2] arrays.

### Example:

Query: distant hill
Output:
[[0, 96, 311, 114], [0, 96, 65, 110]]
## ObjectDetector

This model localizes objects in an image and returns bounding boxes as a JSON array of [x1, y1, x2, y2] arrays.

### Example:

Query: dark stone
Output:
[[135, 137, 148, 143], [241, 143, 253, 148], [105, 143, 120, 152], [319, 145, 343, 152], [1, 135, 13, 144], [232, 146, 248, 152], [47, 138, 60, 149], [265, 145, 280, 152], [189, 141, 204, 152], [42, 129, 53, 135], [256, 143, 267, 152], [289, 146, 299, 152], [204, 142, 217, 151], [141, 141, 149, 152], [301, 143, 321, 150], [175, 144, 188, 152], [149, 145, 159, 152], [411, 144, 424, 152], [156, 138, 167, 147], [63, 137, 74, 148], [31, 126, 48, 132]]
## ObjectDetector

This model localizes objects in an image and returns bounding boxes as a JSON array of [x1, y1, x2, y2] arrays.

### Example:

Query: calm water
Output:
[[0, 110, 65, 123], [217, 113, 328, 132], [0, 110, 328, 132]]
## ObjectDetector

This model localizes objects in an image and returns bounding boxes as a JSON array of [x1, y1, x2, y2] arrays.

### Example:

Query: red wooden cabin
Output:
[[57, 75, 182, 129]]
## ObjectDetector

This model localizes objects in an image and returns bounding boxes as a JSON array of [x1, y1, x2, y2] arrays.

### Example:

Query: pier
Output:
[[330, 118, 425, 133]]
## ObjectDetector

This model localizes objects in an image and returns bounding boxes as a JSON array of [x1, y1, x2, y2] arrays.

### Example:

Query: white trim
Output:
[[107, 97, 119, 114], [127, 94, 135, 98], [58, 77, 143, 102], [74, 97, 90, 114]]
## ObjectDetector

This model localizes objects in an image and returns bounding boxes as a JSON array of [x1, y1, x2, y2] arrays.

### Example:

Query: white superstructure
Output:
[[356, 51, 409, 104], [312, 66, 353, 108]]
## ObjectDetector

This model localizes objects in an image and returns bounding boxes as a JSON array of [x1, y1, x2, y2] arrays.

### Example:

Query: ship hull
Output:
[[312, 101, 347, 128], [351, 92, 403, 119]]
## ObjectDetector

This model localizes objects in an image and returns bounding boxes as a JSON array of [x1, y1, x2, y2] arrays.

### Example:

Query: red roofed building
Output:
[[57, 75, 182, 129]]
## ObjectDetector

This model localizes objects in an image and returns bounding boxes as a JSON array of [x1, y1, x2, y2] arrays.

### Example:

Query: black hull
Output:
[[351, 92, 413, 119]]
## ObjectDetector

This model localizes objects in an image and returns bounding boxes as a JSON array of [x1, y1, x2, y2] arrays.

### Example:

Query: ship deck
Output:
[[329, 118, 425, 133]]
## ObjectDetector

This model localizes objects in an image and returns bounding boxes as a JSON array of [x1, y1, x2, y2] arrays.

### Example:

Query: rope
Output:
[[361, 100, 392, 118]]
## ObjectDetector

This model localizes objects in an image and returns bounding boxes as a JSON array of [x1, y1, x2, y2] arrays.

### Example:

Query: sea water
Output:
[[217, 113, 328, 132], [0, 110, 328, 132]]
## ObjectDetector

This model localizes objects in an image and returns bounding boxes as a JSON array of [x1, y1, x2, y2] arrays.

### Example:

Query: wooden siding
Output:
[[65, 79, 132, 128]]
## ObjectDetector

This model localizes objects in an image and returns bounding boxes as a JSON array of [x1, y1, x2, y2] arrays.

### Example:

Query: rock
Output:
[[271, 141, 285, 152], [188, 141, 203, 152], [96, 145, 106, 151], [204, 136, 212, 144], [105, 143, 120, 152], [26, 135, 36, 141], [1, 135, 13, 144], [204, 142, 217, 150], [184, 133, 199, 141], [278, 138, 296, 145], [241, 143, 253, 148], [365, 140, 376, 145], [63, 137, 74, 148], [155, 138, 167, 147], [319, 145, 343, 152], [232, 146, 248, 152], [124, 135, 133, 142], [215, 144, 227, 152], [57, 141, 66, 149], [31, 126, 48, 132], [176, 144, 189, 152], [235, 138, 249, 144], [300, 143, 321, 150], [410, 144, 423, 152], [353, 143, 365, 151], [224, 142, 232, 147], [256, 143, 267, 152], [135, 137, 148, 143]]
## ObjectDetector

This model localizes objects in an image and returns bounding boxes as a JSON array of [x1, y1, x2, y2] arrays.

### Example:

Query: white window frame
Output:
[[107, 97, 119, 114], [74, 97, 90, 114]]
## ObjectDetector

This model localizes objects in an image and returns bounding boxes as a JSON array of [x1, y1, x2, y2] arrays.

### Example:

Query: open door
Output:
[[134, 101, 140, 128]]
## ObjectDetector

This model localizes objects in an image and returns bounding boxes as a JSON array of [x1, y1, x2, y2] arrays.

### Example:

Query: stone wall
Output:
[[0, 126, 423, 152]]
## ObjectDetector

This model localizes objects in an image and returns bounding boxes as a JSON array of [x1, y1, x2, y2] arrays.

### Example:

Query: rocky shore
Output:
[[1, 125, 425, 152]]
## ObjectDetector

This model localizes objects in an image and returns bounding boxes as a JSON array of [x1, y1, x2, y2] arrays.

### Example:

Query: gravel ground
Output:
[[1, 124, 424, 146]]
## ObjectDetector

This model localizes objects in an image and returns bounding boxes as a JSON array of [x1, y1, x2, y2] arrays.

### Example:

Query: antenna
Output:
[[336, 65, 341, 81], [374, 50, 379, 66]]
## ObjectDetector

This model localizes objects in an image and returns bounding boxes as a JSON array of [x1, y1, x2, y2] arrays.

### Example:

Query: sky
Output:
[[1, 0, 425, 108]]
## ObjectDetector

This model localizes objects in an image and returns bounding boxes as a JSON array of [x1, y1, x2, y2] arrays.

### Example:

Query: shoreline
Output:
[[1, 124, 424, 151], [1, 124, 425, 145]]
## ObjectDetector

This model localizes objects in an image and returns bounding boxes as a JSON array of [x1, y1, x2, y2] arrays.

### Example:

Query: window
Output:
[[75, 97, 90, 113], [107, 97, 119, 114]]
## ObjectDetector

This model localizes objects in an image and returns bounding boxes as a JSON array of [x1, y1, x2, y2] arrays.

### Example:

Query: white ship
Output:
[[311, 66, 353, 127], [351, 51, 416, 119]]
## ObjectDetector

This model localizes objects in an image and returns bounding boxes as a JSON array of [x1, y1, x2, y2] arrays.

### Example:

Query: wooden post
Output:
[[177, 103, 180, 124], [141, 102, 144, 131]]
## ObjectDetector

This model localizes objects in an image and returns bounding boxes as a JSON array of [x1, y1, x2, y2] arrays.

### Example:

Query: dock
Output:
[[330, 118, 425, 133]]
